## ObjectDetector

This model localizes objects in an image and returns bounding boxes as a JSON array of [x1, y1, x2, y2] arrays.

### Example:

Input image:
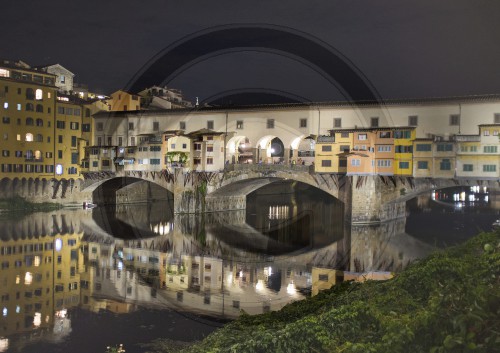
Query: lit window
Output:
[[3, 102, 7, 109], [35, 89, 43, 100], [24, 272, 33, 285], [55, 164, 63, 175], [17, 104, 21, 111], [25, 133, 33, 142]]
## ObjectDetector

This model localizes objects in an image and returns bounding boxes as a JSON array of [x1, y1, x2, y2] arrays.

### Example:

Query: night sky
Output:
[[3, 0, 500, 103]]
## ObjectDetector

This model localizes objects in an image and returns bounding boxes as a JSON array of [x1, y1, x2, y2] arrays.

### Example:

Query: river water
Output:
[[0, 184, 498, 353]]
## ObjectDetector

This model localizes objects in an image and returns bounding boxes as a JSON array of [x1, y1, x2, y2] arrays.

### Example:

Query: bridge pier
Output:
[[348, 175, 408, 224]]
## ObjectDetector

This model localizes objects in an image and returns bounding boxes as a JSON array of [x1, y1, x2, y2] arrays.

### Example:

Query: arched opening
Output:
[[25, 117, 34, 126], [35, 118, 43, 127], [25, 103, 34, 111], [25, 88, 34, 100], [36, 104, 43, 112], [226, 136, 252, 164], [25, 133, 33, 142], [289, 135, 316, 165]]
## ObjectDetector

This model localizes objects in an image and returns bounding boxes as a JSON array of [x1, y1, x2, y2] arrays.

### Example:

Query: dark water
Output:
[[0, 184, 498, 353]]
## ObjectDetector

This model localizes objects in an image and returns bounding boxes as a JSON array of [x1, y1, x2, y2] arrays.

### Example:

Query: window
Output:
[[153, 121, 159, 131], [25, 103, 34, 111], [483, 164, 497, 172], [36, 118, 43, 127], [377, 160, 391, 167], [377, 145, 391, 152], [130, 136, 135, 146], [74, 108, 80, 116], [417, 161, 428, 169], [321, 145, 332, 152], [379, 131, 391, 138], [70, 122, 79, 130], [118, 137, 123, 146], [36, 104, 43, 112], [150, 158, 160, 165], [60, 75, 65, 84], [56, 120, 65, 129], [58, 135, 63, 143], [207, 157, 213, 165], [370, 117, 379, 127], [2, 150, 9, 157], [416, 144, 432, 152], [463, 164, 473, 172], [58, 150, 63, 159], [25, 133, 33, 142], [484, 146, 498, 153], [394, 130, 411, 139], [483, 130, 490, 136], [207, 120, 214, 130], [358, 134, 367, 140], [96, 122, 103, 131], [450, 114, 460, 126], [321, 160, 332, 167], [107, 136, 112, 146], [408, 115, 418, 126], [82, 124, 90, 132], [440, 159, 451, 170], [102, 160, 110, 167], [334, 118, 342, 128], [180, 121, 186, 130], [351, 159, 360, 166], [399, 161, 410, 169], [300, 118, 307, 128], [2, 117, 9, 124], [97, 137, 102, 146], [340, 145, 350, 152], [267, 119, 275, 129], [71, 136, 77, 147], [395, 145, 413, 153], [236, 120, 243, 129], [495, 113, 500, 124], [436, 144, 453, 152]]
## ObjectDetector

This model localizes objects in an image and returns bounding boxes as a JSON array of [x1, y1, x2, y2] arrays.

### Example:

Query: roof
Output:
[[329, 126, 416, 133], [92, 94, 500, 118]]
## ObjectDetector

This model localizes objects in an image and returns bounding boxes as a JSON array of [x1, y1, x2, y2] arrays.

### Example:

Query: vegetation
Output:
[[141, 231, 500, 353], [0, 196, 62, 215]]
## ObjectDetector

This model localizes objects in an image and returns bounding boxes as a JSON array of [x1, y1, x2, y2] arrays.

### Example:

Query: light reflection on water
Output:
[[0, 185, 497, 352]]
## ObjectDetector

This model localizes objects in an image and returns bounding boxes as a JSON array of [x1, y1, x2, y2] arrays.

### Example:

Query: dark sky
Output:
[[3, 0, 500, 103]]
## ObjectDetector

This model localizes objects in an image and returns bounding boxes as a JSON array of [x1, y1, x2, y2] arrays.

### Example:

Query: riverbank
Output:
[[0, 196, 63, 217], [139, 231, 499, 353]]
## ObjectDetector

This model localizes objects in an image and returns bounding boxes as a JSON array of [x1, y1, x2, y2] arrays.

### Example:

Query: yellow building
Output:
[[107, 90, 140, 111], [55, 97, 85, 180], [0, 61, 58, 180], [393, 128, 416, 176]]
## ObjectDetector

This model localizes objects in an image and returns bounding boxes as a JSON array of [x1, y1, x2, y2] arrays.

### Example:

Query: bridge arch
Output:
[[88, 176, 174, 205]]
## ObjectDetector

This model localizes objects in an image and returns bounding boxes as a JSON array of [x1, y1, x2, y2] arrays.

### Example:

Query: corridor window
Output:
[[236, 120, 243, 129], [351, 159, 360, 166], [267, 119, 274, 129], [417, 161, 428, 169], [484, 146, 498, 153], [408, 115, 418, 126], [207, 120, 214, 130], [463, 164, 473, 172], [483, 164, 496, 172], [450, 114, 460, 126], [299, 119, 307, 128], [334, 118, 342, 128], [370, 117, 379, 127]]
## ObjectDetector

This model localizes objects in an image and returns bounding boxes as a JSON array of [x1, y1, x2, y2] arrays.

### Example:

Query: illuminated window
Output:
[[24, 272, 33, 285], [17, 104, 21, 111], [35, 89, 43, 100], [3, 102, 7, 109], [55, 164, 63, 175], [34, 256, 41, 267]]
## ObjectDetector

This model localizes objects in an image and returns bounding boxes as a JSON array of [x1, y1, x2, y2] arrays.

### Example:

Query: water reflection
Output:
[[0, 185, 494, 352]]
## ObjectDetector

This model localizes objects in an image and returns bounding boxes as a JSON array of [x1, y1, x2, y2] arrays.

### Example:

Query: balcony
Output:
[[454, 135, 481, 142]]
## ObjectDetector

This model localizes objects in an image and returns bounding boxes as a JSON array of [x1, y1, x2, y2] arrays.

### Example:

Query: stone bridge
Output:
[[81, 165, 500, 224]]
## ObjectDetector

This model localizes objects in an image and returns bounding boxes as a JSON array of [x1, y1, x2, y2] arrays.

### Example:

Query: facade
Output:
[[34, 64, 75, 94], [106, 90, 140, 111], [138, 86, 192, 110], [0, 61, 58, 180]]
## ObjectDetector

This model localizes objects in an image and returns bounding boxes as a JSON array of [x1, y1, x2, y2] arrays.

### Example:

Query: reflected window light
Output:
[[45, 315, 50, 323], [485, 195, 489, 202], [226, 273, 233, 285], [2, 307, 7, 317], [15, 275, 20, 284], [15, 306, 20, 314], [239, 270, 243, 278], [0, 338, 8, 352], [256, 279, 265, 291], [484, 186, 488, 193], [117, 261, 123, 271], [24, 272, 33, 285], [55, 308, 67, 318], [55, 238, 62, 251], [34, 256, 41, 267], [286, 281, 296, 294]]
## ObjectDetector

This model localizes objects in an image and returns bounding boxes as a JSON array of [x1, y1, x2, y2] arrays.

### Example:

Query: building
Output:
[[106, 90, 140, 111], [33, 64, 75, 94], [138, 86, 192, 110]]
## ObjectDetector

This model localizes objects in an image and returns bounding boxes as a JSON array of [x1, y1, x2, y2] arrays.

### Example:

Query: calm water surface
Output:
[[0, 184, 498, 353]]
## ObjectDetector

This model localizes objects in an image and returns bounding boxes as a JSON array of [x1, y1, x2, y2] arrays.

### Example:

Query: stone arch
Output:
[[289, 135, 316, 165], [91, 176, 173, 205]]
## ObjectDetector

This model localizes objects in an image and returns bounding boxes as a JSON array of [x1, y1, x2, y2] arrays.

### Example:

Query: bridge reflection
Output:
[[0, 199, 444, 351]]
